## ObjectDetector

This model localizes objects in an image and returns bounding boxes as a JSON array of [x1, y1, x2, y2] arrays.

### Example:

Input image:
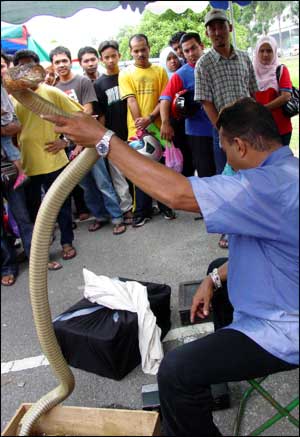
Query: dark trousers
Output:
[[212, 128, 227, 174], [187, 135, 216, 177], [134, 186, 170, 217], [25, 167, 74, 246], [134, 156, 171, 218], [158, 258, 297, 436], [171, 118, 193, 177], [71, 184, 90, 217]]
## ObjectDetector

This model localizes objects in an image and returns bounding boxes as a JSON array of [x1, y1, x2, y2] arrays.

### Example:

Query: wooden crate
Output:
[[2, 403, 161, 436]]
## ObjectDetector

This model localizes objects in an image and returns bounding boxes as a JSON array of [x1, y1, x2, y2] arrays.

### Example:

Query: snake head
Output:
[[3, 63, 46, 93]]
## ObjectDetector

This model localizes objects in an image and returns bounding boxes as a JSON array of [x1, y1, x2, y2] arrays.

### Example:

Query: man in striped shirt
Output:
[[194, 8, 258, 174]]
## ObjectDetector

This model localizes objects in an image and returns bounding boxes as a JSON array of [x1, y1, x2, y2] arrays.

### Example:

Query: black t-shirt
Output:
[[94, 74, 128, 141]]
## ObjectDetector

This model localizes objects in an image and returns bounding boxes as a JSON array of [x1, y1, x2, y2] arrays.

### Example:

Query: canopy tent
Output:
[[1, 1, 155, 23], [1, 1, 252, 49], [2, 1, 251, 24], [1, 24, 50, 61]]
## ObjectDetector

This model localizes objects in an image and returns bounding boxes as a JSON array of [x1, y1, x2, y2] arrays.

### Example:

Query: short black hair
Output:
[[216, 97, 282, 151], [13, 49, 40, 66], [168, 31, 187, 46], [49, 46, 72, 63], [1, 49, 11, 66], [180, 32, 202, 46], [129, 34, 149, 48], [77, 46, 99, 63], [98, 40, 119, 56]]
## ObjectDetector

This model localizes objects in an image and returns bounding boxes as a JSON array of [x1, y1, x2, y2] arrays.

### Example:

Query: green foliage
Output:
[[116, 6, 251, 61], [240, 1, 293, 48], [290, 1, 299, 25], [117, 25, 136, 60]]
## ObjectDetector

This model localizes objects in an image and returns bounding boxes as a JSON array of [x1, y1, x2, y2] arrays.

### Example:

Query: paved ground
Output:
[[1, 210, 299, 435]]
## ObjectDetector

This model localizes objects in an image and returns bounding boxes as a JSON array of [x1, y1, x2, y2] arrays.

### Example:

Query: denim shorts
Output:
[[2, 135, 21, 161]]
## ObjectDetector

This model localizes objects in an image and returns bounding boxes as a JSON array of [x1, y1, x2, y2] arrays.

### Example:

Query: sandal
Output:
[[62, 244, 77, 260], [1, 274, 16, 286], [123, 210, 133, 225], [48, 261, 63, 271], [218, 234, 229, 249], [113, 223, 126, 235], [88, 220, 103, 232]]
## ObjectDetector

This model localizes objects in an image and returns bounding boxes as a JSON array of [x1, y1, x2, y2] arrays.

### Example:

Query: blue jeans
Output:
[[212, 128, 227, 175], [1, 186, 33, 276], [80, 158, 123, 224], [1, 135, 21, 161]]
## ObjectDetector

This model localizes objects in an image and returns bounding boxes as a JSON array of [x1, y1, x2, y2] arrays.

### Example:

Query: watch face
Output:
[[96, 130, 114, 157], [96, 140, 109, 156]]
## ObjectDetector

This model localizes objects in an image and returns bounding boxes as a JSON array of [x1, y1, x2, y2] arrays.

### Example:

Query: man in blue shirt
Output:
[[43, 97, 299, 437]]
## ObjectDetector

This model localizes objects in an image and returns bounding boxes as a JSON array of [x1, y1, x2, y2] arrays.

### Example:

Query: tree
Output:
[[116, 6, 249, 61], [256, 1, 287, 51], [290, 1, 299, 25], [240, 1, 292, 52]]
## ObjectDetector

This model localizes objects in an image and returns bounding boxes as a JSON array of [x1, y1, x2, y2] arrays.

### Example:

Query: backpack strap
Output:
[[276, 64, 284, 83]]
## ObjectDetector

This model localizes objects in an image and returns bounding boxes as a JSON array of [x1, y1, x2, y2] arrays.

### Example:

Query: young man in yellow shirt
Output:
[[12, 49, 82, 262], [119, 34, 176, 227]]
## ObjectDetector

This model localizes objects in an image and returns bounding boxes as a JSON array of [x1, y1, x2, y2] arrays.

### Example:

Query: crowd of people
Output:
[[1, 7, 298, 437], [1, 8, 295, 287]]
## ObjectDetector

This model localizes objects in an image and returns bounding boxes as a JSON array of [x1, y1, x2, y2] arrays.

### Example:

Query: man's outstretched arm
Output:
[[42, 112, 200, 213]]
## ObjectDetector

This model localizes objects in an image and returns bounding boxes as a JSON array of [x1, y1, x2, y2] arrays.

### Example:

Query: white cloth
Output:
[[83, 268, 164, 375]]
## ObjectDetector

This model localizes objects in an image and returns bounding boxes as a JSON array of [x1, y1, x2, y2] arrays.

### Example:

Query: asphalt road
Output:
[[1, 210, 298, 435]]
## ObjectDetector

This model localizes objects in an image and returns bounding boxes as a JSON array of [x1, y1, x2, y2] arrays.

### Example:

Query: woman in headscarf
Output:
[[254, 35, 293, 146], [159, 46, 181, 79], [159, 46, 190, 179]]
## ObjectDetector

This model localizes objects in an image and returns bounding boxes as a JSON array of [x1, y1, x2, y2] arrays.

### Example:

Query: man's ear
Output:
[[229, 23, 233, 33], [205, 29, 209, 37], [234, 137, 247, 157]]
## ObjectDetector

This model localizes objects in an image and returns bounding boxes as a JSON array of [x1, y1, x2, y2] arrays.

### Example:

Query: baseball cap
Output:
[[204, 9, 229, 27]]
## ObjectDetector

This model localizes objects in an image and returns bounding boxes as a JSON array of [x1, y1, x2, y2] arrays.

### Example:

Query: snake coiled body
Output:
[[4, 63, 99, 436]]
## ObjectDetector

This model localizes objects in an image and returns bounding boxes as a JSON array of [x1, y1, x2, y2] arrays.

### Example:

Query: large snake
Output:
[[4, 63, 101, 436]]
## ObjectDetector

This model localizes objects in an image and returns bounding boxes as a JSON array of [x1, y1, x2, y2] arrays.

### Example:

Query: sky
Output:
[[2, 1, 208, 59]]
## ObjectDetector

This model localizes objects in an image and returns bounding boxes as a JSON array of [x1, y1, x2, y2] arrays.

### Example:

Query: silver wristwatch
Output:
[[209, 268, 222, 291], [95, 129, 115, 158]]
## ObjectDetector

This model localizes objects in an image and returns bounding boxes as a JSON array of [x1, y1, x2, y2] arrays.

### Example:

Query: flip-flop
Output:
[[61, 245, 77, 260], [1, 274, 16, 286], [88, 220, 103, 232], [113, 223, 126, 235], [48, 261, 63, 271]]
